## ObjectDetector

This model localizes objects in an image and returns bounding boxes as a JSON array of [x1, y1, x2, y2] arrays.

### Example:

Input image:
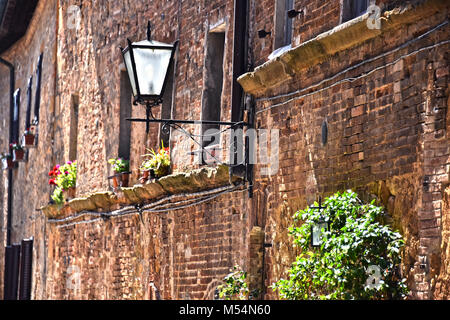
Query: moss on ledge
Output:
[[41, 165, 239, 219]]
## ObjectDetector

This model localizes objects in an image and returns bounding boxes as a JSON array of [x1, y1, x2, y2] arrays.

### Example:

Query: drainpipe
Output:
[[0, 56, 15, 246]]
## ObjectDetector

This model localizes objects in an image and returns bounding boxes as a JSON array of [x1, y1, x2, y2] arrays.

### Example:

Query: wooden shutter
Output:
[[3, 244, 21, 300], [19, 238, 33, 300], [32, 53, 43, 126], [25, 76, 33, 130], [3, 246, 13, 299]]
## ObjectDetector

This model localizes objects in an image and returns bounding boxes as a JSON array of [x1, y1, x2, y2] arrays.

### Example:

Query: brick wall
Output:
[[249, 4, 449, 299], [45, 188, 249, 300], [0, 0, 448, 300]]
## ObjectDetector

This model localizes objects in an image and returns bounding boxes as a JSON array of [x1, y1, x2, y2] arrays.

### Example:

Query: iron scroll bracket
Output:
[[126, 101, 255, 196]]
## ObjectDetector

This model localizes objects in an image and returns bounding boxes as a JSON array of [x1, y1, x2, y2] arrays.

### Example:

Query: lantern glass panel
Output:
[[123, 50, 137, 96], [133, 41, 172, 97], [312, 221, 328, 247]]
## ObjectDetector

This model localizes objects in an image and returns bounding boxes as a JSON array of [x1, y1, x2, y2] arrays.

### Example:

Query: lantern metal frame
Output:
[[120, 21, 177, 107], [310, 219, 329, 247]]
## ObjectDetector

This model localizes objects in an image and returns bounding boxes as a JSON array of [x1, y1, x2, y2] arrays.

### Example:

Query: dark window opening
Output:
[[274, 0, 294, 50], [68, 95, 79, 161], [25, 76, 33, 131], [342, 0, 369, 23], [201, 30, 225, 149], [118, 70, 132, 160]]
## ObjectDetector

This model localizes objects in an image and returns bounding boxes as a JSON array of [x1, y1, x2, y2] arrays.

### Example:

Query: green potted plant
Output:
[[49, 161, 77, 204], [108, 158, 130, 188], [22, 129, 36, 148], [140, 141, 170, 182], [10, 142, 25, 162], [1, 153, 13, 170], [139, 158, 155, 184]]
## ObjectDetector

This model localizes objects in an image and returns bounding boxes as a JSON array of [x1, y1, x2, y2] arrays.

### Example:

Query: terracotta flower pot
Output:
[[142, 169, 150, 180], [22, 133, 36, 148], [120, 172, 130, 187], [63, 187, 76, 201], [139, 169, 150, 184], [12, 149, 25, 162], [110, 172, 130, 189], [111, 174, 120, 189], [2, 158, 14, 170]]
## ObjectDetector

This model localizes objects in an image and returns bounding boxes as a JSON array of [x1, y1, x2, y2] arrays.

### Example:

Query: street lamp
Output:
[[310, 197, 329, 247], [121, 21, 177, 107], [119, 22, 255, 196]]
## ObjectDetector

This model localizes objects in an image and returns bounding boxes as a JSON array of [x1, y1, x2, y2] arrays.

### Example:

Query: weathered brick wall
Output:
[[436, 184, 450, 299], [170, 0, 236, 172], [56, 0, 237, 189], [292, 0, 341, 44], [0, 0, 448, 301], [249, 5, 449, 299], [0, 0, 248, 300]]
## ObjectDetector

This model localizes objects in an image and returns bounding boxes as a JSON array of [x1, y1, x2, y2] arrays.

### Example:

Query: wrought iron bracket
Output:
[[126, 100, 255, 196]]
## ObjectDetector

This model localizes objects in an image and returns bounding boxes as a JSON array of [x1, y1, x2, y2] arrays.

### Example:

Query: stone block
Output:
[[68, 197, 97, 212]]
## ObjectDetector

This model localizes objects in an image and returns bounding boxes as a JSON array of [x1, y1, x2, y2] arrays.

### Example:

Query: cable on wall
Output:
[[50, 183, 247, 228], [255, 20, 449, 114]]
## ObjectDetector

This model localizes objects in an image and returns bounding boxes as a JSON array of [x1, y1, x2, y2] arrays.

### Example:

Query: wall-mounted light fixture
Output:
[[119, 21, 255, 196], [311, 219, 328, 247], [121, 21, 177, 108], [120, 21, 177, 133]]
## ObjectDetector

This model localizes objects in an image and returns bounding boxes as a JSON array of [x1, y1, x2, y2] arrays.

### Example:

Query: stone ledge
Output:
[[41, 164, 239, 219], [237, 0, 449, 97]]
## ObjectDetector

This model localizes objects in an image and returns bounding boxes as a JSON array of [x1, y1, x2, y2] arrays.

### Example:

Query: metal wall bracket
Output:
[[126, 102, 255, 194]]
